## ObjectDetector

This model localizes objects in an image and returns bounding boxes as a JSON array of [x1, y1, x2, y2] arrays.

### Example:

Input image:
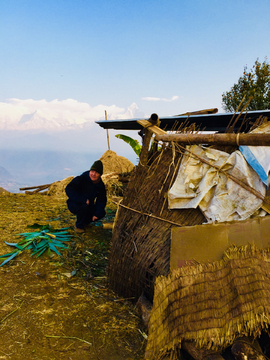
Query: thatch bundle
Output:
[[145, 244, 270, 360], [46, 150, 135, 198], [107, 147, 206, 301], [100, 149, 135, 174], [47, 176, 74, 198]]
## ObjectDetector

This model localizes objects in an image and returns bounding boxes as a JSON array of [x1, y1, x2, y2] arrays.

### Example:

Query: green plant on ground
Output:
[[0, 224, 72, 266]]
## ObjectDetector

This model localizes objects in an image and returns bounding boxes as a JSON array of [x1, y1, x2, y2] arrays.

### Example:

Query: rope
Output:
[[112, 200, 184, 227]]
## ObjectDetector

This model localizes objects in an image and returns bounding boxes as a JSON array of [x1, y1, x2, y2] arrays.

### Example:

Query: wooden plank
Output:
[[155, 132, 270, 146], [136, 119, 167, 136]]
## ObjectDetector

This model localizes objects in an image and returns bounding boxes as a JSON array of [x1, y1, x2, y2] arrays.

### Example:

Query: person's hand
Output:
[[92, 216, 98, 221], [86, 199, 89, 205]]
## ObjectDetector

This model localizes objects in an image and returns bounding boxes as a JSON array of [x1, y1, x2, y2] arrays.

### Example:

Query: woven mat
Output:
[[145, 244, 270, 360]]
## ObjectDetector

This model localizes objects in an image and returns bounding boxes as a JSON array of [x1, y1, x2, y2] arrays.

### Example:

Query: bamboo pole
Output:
[[155, 133, 270, 146], [19, 184, 52, 191], [175, 107, 218, 116], [105, 110, 110, 150], [139, 114, 161, 166]]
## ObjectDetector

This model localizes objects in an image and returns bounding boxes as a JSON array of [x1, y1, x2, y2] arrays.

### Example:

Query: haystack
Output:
[[100, 149, 134, 175], [47, 150, 134, 198], [100, 150, 135, 197], [47, 176, 74, 198]]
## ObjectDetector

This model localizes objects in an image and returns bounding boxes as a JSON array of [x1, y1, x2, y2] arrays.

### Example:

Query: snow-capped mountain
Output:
[[0, 99, 144, 130]]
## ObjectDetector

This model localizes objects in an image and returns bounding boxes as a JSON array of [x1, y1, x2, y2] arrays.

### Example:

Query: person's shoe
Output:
[[74, 225, 85, 233]]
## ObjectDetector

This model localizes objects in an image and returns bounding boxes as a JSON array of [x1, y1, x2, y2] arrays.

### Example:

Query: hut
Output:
[[96, 109, 270, 302]]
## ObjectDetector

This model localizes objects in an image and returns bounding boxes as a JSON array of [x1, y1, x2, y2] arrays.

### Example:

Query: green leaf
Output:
[[36, 239, 49, 249], [0, 251, 20, 267], [48, 243, 62, 256], [0, 226, 74, 265], [0, 251, 17, 258], [4, 242, 19, 247], [36, 247, 48, 258], [31, 246, 48, 257], [115, 134, 142, 156]]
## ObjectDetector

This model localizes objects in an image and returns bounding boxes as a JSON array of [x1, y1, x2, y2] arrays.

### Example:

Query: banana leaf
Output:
[[115, 134, 142, 156]]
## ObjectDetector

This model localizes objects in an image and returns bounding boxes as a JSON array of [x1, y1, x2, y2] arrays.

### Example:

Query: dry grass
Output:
[[0, 192, 146, 360]]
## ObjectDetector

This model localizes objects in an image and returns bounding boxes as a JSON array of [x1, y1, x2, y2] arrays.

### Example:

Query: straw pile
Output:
[[145, 244, 270, 360], [47, 176, 74, 198], [100, 149, 135, 174], [47, 150, 134, 198], [108, 147, 206, 301]]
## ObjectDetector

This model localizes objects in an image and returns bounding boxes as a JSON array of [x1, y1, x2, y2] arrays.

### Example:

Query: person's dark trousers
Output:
[[67, 201, 96, 229]]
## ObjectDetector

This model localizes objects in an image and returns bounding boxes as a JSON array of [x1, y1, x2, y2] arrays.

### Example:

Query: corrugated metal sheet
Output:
[[96, 110, 270, 132]]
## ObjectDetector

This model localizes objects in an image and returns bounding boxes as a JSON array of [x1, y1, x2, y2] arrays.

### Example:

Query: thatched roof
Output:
[[145, 244, 270, 360]]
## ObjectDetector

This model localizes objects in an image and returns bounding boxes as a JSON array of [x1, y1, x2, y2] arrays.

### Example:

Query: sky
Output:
[[0, 0, 270, 162]]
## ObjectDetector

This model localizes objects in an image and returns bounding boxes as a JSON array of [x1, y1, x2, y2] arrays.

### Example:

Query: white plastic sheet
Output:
[[168, 145, 266, 223]]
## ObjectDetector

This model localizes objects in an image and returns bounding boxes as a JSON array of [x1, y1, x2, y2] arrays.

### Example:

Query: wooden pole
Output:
[[175, 108, 218, 116], [139, 114, 160, 166], [105, 110, 110, 150], [139, 128, 152, 165], [155, 133, 270, 146]]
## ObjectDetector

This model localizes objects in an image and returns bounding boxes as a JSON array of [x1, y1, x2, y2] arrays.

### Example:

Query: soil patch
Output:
[[0, 193, 146, 360]]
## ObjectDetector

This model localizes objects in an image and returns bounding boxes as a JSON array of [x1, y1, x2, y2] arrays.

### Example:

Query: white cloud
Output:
[[141, 95, 179, 102], [0, 98, 146, 130]]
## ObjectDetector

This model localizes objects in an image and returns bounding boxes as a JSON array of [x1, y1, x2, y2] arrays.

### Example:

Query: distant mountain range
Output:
[[0, 101, 140, 192], [0, 100, 144, 131], [0, 166, 13, 180], [0, 149, 105, 193]]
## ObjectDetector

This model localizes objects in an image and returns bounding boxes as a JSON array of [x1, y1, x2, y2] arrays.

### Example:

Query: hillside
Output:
[[0, 151, 145, 359], [0, 191, 145, 360]]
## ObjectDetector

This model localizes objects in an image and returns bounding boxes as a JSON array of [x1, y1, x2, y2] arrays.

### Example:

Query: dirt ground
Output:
[[0, 192, 146, 360]]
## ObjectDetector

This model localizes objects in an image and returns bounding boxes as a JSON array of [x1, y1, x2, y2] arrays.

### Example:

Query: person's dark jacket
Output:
[[65, 171, 107, 219]]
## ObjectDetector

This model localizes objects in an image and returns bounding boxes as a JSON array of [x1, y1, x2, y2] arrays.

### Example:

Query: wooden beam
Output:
[[20, 184, 52, 191], [175, 107, 218, 116], [137, 114, 166, 165], [136, 120, 166, 136], [155, 133, 270, 146]]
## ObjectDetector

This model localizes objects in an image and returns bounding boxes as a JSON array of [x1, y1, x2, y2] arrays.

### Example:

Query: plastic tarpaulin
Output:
[[239, 122, 270, 187], [168, 145, 266, 223]]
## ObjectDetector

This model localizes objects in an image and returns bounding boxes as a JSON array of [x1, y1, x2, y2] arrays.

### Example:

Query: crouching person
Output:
[[65, 160, 107, 233]]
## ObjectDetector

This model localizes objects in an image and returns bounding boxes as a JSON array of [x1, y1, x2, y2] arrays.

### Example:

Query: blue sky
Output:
[[1, 0, 269, 120]]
